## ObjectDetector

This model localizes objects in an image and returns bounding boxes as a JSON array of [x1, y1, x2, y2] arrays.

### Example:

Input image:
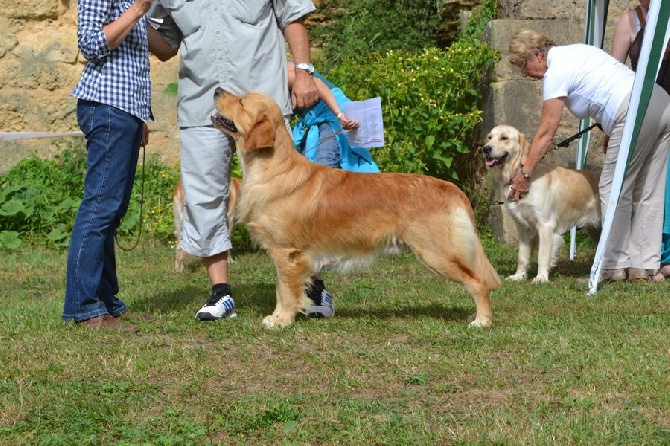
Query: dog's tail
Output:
[[472, 238, 501, 292], [450, 202, 501, 292]]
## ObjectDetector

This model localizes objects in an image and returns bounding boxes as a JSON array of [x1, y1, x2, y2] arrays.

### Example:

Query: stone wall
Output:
[[0, 0, 180, 171]]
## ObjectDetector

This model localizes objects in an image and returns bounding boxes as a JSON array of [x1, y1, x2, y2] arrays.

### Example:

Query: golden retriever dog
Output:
[[210, 88, 500, 329], [482, 125, 601, 283], [173, 177, 241, 272]]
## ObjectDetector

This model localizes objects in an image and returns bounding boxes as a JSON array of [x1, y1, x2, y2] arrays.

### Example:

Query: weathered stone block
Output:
[[488, 204, 519, 244], [0, 0, 58, 19]]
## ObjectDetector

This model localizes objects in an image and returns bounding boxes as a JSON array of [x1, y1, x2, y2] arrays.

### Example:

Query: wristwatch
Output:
[[294, 62, 315, 75], [521, 170, 531, 180]]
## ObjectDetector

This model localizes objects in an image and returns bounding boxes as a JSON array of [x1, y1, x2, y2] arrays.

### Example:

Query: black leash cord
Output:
[[116, 144, 146, 251], [556, 123, 602, 147]]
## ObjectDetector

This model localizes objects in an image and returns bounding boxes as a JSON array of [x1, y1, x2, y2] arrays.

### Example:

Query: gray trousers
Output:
[[179, 118, 292, 257]]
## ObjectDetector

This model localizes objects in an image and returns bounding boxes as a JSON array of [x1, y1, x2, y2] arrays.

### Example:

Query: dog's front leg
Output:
[[507, 225, 532, 281], [262, 249, 312, 329], [533, 224, 555, 283]]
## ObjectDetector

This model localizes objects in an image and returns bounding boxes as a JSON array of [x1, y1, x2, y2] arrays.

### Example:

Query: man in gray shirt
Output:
[[149, 0, 335, 320]]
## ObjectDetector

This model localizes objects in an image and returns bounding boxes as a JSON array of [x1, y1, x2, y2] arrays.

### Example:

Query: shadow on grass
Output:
[[141, 281, 473, 323]]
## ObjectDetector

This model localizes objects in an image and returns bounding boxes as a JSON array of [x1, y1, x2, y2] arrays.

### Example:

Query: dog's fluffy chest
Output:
[[504, 185, 544, 227]]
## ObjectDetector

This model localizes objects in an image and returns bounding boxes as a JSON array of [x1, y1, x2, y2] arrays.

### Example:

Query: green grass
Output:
[[1, 237, 669, 445]]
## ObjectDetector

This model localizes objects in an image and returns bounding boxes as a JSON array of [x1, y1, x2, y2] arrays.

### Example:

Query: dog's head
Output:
[[211, 88, 285, 152], [481, 125, 528, 181]]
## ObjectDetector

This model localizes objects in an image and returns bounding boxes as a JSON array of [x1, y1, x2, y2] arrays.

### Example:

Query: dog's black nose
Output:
[[214, 87, 223, 97], [482, 145, 492, 155]]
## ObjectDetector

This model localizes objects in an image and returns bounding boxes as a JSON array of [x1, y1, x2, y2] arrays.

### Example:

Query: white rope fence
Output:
[[0, 131, 84, 142]]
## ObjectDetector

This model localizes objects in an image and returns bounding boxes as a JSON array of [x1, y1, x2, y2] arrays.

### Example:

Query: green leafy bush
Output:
[[0, 145, 86, 249], [329, 42, 499, 181], [0, 140, 181, 250], [320, 0, 500, 185], [310, 0, 443, 72]]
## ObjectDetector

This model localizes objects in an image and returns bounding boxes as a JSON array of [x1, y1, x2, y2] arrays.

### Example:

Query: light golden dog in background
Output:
[[210, 88, 500, 329], [173, 177, 241, 272], [482, 125, 601, 283]]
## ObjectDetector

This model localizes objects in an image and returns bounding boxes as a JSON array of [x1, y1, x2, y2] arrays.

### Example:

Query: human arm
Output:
[[611, 9, 636, 63], [314, 78, 359, 130], [148, 26, 177, 61], [142, 123, 149, 146], [287, 63, 359, 130], [283, 18, 319, 109], [77, 0, 153, 62], [508, 97, 565, 201], [146, 3, 181, 61], [104, 0, 154, 50]]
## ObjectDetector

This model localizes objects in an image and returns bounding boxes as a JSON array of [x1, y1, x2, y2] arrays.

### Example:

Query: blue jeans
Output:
[[315, 122, 341, 168], [63, 101, 143, 322]]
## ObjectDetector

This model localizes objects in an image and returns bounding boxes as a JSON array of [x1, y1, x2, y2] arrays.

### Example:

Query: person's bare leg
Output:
[[205, 251, 229, 284]]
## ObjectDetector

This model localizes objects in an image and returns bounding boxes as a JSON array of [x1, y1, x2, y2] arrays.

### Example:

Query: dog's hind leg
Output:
[[408, 214, 498, 327], [417, 249, 495, 327], [262, 248, 313, 329], [173, 180, 186, 273]]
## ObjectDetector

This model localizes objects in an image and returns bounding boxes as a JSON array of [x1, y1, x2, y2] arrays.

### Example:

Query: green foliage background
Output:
[[0, 142, 180, 251]]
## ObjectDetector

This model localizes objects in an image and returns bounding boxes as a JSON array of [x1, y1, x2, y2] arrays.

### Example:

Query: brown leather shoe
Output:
[[77, 314, 138, 333], [116, 311, 156, 321]]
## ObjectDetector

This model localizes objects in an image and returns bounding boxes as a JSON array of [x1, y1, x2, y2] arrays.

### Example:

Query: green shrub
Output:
[[0, 140, 181, 250], [320, 0, 499, 186], [310, 0, 443, 72], [0, 144, 86, 249], [329, 41, 499, 182]]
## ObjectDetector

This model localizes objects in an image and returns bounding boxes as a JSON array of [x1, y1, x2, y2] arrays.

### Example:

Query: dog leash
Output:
[[555, 123, 602, 148], [511, 123, 603, 199], [116, 144, 146, 251], [302, 128, 348, 157]]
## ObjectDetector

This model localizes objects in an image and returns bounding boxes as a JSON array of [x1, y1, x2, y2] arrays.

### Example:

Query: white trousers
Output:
[[601, 85, 670, 270]]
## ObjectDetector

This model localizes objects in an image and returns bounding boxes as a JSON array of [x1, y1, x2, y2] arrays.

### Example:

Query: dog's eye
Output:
[[501, 136, 508, 141]]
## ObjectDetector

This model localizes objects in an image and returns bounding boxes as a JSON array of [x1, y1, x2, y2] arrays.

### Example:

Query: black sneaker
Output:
[[304, 280, 335, 318], [195, 289, 237, 321]]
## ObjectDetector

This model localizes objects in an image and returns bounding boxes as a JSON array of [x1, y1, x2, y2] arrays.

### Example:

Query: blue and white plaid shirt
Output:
[[72, 0, 152, 122]]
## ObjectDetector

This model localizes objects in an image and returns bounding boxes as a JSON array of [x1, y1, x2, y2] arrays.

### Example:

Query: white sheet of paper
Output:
[[344, 97, 384, 148]]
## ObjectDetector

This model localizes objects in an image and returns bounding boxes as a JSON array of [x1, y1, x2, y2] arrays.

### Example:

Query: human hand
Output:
[[141, 123, 149, 147], [337, 113, 359, 130], [135, 0, 155, 15], [291, 73, 319, 109], [507, 172, 530, 201]]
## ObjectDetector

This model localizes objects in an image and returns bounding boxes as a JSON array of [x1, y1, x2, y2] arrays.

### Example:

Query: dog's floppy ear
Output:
[[244, 113, 275, 152]]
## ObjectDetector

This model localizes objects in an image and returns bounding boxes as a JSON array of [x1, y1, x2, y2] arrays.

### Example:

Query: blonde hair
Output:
[[508, 29, 556, 65]]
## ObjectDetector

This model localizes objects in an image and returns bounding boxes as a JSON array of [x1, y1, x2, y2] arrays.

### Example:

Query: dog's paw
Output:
[[467, 314, 492, 328], [531, 275, 549, 284], [262, 315, 280, 329], [262, 314, 294, 329], [506, 272, 527, 281]]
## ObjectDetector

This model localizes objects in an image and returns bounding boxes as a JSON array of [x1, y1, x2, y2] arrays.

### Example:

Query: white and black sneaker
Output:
[[195, 288, 237, 321], [305, 279, 335, 318]]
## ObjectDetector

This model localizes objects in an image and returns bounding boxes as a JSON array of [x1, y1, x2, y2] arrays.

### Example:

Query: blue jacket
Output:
[[292, 73, 380, 173]]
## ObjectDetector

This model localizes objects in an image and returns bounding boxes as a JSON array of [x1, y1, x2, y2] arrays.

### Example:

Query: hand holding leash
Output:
[[508, 172, 530, 201]]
